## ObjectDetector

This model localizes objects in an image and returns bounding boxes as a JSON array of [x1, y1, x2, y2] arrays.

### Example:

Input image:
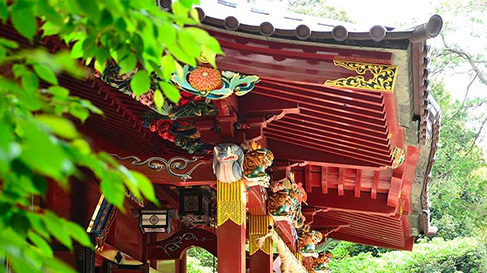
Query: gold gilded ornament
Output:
[[217, 180, 246, 226], [249, 215, 273, 255], [324, 60, 398, 92]]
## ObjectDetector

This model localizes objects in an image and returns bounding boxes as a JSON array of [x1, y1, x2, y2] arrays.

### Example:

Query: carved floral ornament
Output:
[[324, 59, 398, 92]]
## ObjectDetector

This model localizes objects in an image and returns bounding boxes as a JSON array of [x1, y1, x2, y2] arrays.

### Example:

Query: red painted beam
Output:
[[269, 139, 382, 167], [354, 169, 362, 198], [306, 188, 397, 216], [321, 166, 328, 194], [338, 168, 345, 196], [371, 171, 380, 199]]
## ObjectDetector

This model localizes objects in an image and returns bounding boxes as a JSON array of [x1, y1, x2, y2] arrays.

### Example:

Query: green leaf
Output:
[[157, 23, 176, 46], [100, 170, 126, 210], [26, 213, 50, 239], [48, 86, 69, 97], [18, 120, 70, 182], [179, 0, 195, 9], [119, 53, 137, 74], [204, 36, 223, 55], [80, 99, 103, 115], [44, 258, 77, 273], [177, 29, 201, 59], [190, 8, 201, 23], [99, 9, 113, 29], [0, 0, 7, 24], [0, 38, 19, 49], [160, 82, 180, 103], [70, 39, 85, 59], [21, 71, 39, 94], [73, 0, 100, 22], [184, 27, 211, 44], [11, 4, 36, 41], [100, 0, 124, 16], [28, 231, 53, 258], [71, 139, 91, 155], [129, 171, 157, 205], [10, 213, 31, 238], [43, 212, 73, 250], [33, 65, 58, 85], [69, 105, 90, 123], [167, 43, 195, 67], [130, 70, 150, 96], [154, 90, 164, 112], [36, 115, 79, 140], [64, 221, 92, 248], [38, 1, 64, 27], [161, 54, 176, 81]]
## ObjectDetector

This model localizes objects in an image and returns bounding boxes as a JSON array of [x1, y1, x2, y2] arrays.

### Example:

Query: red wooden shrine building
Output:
[[2, 1, 442, 272]]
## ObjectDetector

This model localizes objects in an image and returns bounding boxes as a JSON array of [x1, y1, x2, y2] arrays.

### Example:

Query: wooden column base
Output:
[[217, 221, 246, 273], [249, 250, 273, 273]]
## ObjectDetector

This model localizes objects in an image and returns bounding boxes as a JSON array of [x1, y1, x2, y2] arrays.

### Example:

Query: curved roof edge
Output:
[[178, 0, 443, 47]]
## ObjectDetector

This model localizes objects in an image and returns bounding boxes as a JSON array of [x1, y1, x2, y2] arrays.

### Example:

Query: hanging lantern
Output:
[[179, 187, 213, 217], [139, 210, 169, 233]]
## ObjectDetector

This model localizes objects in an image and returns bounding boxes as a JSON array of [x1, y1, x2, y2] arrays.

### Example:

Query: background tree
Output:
[[0, 0, 221, 272]]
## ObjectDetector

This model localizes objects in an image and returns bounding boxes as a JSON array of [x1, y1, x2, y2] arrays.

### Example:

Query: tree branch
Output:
[[464, 115, 487, 157], [443, 48, 487, 86]]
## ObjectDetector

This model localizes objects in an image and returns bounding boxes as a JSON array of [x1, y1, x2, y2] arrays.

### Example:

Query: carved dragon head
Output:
[[213, 143, 244, 182]]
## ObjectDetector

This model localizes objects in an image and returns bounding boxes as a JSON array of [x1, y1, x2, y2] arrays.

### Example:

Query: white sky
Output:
[[326, 0, 435, 27]]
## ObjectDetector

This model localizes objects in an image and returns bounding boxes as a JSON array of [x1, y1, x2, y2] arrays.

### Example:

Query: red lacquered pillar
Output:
[[248, 215, 273, 273], [217, 181, 246, 273]]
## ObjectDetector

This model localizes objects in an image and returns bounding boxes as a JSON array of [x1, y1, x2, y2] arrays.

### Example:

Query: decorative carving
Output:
[[296, 225, 323, 257], [310, 253, 332, 273], [213, 143, 244, 183], [111, 154, 207, 181], [148, 228, 217, 260], [268, 172, 307, 228], [155, 232, 214, 257], [242, 142, 274, 188], [171, 65, 260, 99], [391, 147, 406, 169], [212, 143, 246, 227], [145, 117, 213, 155], [86, 195, 118, 251], [324, 60, 398, 92], [98, 62, 217, 119], [180, 215, 215, 228]]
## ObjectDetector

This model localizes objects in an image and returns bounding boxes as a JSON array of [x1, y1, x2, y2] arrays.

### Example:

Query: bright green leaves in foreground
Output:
[[0, 0, 215, 272], [131, 70, 151, 96]]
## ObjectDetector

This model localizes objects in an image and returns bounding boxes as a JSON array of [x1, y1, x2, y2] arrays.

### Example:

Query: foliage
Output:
[[427, 0, 487, 240], [243, 0, 353, 22], [287, 0, 354, 22], [0, 0, 221, 272], [429, 82, 487, 239], [187, 247, 216, 273], [329, 237, 487, 273]]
